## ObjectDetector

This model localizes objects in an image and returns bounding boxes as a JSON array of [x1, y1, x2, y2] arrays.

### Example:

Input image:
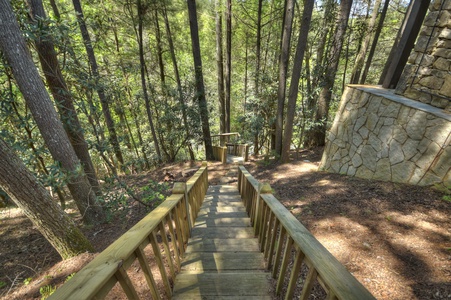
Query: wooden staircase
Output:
[[172, 170, 272, 299]]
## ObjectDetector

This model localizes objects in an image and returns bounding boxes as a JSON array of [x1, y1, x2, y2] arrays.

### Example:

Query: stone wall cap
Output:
[[348, 84, 451, 122]]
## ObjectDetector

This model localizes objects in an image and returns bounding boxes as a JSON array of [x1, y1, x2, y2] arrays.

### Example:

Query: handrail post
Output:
[[255, 182, 272, 237], [244, 144, 249, 162], [173, 182, 192, 232], [222, 146, 227, 164]]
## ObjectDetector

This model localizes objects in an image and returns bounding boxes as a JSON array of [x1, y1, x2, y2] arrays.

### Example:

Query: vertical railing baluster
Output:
[[272, 226, 287, 278], [136, 246, 161, 300], [172, 207, 185, 255], [285, 249, 305, 300], [149, 231, 171, 297], [264, 212, 275, 259], [115, 266, 140, 299], [158, 222, 175, 279], [299, 267, 318, 300], [165, 214, 181, 269], [276, 236, 294, 294], [259, 203, 269, 249], [267, 218, 279, 270]]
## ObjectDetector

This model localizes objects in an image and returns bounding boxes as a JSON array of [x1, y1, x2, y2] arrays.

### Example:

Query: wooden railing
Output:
[[237, 165, 375, 300], [226, 143, 249, 162], [212, 145, 227, 164], [48, 162, 209, 300]]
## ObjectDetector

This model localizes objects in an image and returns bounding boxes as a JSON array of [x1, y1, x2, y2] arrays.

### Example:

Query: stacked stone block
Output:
[[396, 0, 451, 111], [320, 86, 451, 186]]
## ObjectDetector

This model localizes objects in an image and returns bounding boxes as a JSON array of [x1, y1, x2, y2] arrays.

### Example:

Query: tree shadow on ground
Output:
[[245, 151, 450, 299]]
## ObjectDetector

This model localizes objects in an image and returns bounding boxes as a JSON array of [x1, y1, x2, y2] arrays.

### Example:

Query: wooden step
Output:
[[186, 238, 260, 252], [191, 227, 255, 239], [172, 272, 270, 299], [193, 217, 250, 227], [199, 206, 246, 213], [181, 252, 266, 272]]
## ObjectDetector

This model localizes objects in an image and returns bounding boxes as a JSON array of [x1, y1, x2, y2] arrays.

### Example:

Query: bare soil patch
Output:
[[1, 152, 450, 299]]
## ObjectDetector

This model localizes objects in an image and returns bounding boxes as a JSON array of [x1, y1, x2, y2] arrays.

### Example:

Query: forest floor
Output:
[[0, 148, 450, 299]]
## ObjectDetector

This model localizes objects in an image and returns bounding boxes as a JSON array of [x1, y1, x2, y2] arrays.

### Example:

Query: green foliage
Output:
[[433, 184, 451, 203], [0, 281, 6, 289], [97, 180, 128, 222], [23, 277, 32, 285], [39, 285, 56, 299], [65, 273, 76, 282], [141, 180, 170, 207]]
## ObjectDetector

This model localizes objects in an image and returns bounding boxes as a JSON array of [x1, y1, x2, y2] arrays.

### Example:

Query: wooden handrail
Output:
[[237, 165, 375, 300], [213, 144, 249, 163], [49, 162, 209, 300]]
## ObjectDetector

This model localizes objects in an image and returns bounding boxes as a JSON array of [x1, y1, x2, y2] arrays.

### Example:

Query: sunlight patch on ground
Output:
[[272, 162, 318, 179]]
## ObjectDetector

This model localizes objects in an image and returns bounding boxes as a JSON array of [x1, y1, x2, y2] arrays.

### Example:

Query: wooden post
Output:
[[173, 182, 192, 232], [244, 144, 249, 162], [222, 147, 227, 164]]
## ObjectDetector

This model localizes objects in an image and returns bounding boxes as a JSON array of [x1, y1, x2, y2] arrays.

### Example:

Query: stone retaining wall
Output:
[[320, 85, 451, 186], [396, 0, 451, 111]]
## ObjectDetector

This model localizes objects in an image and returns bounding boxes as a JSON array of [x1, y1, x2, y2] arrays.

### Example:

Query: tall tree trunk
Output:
[[361, 0, 390, 84], [254, 0, 263, 156], [0, 138, 94, 259], [0, 0, 104, 225], [255, 0, 263, 96], [215, 0, 226, 136], [311, 0, 335, 94], [137, 0, 162, 162], [29, 0, 101, 196], [4, 68, 68, 208], [281, 0, 314, 163], [350, 0, 382, 84], [275, 0, 295, 156], [306, 0, 353, 147], [162, 3, 195, 160], [187, 0, 214, 160], [48, 0, 61, 19], [71, 0, 124, 167], [154, 10, 166, 91], [225, 0, 232, 133]]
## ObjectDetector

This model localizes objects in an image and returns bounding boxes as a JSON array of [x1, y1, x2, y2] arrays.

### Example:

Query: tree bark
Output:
[[187, 0, 214, 160], [162, 3, 195, 160], [225, 0, 232, 133], [361, 0, 390, 84], [215, 0, 226, 137], [350, 0, 383, 84], [281, 0, 314, 163], [0, 0, 104, 225], [28, 0, 101, 196], [305, 0, 353, 147], [137, 0, 162, 162], [0, 138, 94, 259], [71, 0, 124, 167], [154, 10, 166, 91], [275, 0, 295, 156], [254, 0, 263, 156]]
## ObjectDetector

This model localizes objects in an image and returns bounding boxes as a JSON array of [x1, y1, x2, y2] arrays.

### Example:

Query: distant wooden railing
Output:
[[49, 162, 209, 300], [226, 143, 249, 162], [237, 165, 375, 300], [212, 145, 227, 164]]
